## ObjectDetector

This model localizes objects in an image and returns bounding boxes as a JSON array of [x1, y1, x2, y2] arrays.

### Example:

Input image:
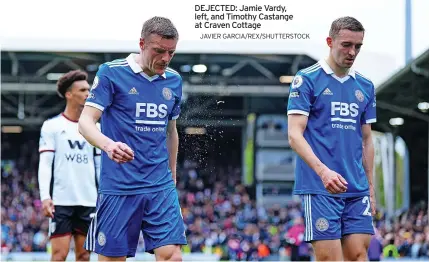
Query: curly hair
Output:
[[56, 70, 88, 98]]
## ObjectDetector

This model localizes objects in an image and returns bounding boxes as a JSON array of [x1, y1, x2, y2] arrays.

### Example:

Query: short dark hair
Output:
[[141, 16, 179, 40], [56, 70, 88, 98], [329, 16, 365, 39]]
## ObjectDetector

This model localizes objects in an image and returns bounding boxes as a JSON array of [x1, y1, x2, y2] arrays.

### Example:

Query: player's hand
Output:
[[104, 141, 134, 163], [320, 168, 348, 194], [42, 199, 55, 218], [370, 186, 376, 216]]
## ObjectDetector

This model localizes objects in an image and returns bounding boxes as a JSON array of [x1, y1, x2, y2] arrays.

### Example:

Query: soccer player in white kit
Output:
[[38, 70, 100, 261]]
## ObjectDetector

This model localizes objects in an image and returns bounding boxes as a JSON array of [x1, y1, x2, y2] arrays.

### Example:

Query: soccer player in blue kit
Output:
[[78, 16, 186, 261], [287, 17, 377, 261]]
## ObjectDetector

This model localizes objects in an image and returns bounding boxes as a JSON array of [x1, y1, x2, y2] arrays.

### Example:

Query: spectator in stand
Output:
[[368, 226, 383, 261], [383, 235, 400, 259]]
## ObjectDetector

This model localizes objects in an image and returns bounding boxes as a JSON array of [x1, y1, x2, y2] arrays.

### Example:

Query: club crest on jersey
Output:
[[162, 87, 172, 100], [355, 90, 364, 102], [291, 75, 303, 89], [315, 217, 329, 231], [91, 76, 99, 90], [98, 232, 106, 246]]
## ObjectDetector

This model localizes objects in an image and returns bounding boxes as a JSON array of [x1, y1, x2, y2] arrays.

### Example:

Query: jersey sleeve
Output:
[[362, 85, 377, 124], [85, 64, 114, 111], [169, 77, 183, 120], [39, 121, 55, 153], [38, 150, 54, 201], [287, 74, 313, 116]]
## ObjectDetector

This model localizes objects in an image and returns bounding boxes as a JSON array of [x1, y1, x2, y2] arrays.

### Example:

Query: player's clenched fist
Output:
[[320, 168, 348, 194], [104, 141, 134, 163], [42, 199, 55, 218]]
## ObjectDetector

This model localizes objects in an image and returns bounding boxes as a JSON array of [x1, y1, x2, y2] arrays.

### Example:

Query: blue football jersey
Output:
[[85, 54, 182, 195], [287, 59, 376, 197]]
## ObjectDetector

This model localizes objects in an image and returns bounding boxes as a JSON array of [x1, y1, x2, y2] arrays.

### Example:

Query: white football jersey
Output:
[[39, 113, 100, 206]]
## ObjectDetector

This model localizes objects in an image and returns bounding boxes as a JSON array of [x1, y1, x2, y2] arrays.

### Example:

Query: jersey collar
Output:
[[126, 53, 167, 80], [319, 59, 356, 79]]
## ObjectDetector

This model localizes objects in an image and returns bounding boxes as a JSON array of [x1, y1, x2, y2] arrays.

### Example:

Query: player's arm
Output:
[[94, 146, 102, 182], [38, 122, 55, 218], [167, 120, 179, 184], [287, 74, 347, 193], [78, 106, 133, 164], [78, 107, 110, 150], [287, 115, 328, 177], [362, 124, 374, 188], [78, 65, 134, 164], [361, 86, 377, 186], [167, 80, 182, 185], [362, 85, 377, 215]]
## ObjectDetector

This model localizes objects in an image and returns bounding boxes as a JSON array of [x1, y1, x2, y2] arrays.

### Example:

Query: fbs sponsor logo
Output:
[[330, 102, 359, 131], [135, 103, 168, 119], [331, 102, 358, 118]]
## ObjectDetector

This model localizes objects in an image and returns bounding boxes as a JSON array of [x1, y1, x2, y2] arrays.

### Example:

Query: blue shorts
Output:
[[301, 194, 374, 242], [84, 187, 187, 257]]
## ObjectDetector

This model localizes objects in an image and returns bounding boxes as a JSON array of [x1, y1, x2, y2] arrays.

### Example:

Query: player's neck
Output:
[[135, 54, 157, 77], [63, 104, 83, 122], [142, 68, 156, 77], [326, 57, 349, 78]]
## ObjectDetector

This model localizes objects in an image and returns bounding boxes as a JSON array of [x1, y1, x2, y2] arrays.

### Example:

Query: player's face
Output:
[[66, 80, 90, 106], [327, 29, 364, 69], [140, 34, 177, 76]]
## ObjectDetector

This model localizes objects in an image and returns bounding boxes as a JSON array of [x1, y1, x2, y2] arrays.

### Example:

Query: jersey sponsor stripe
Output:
[[135, 120, 166, 125], [331, 117, 357, 123]]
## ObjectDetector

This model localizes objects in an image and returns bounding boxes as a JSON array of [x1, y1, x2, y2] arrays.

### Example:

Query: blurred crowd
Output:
[[369, 202, 429, 260], [1, 137, 429, 261], [171, 160, 312, 261]]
